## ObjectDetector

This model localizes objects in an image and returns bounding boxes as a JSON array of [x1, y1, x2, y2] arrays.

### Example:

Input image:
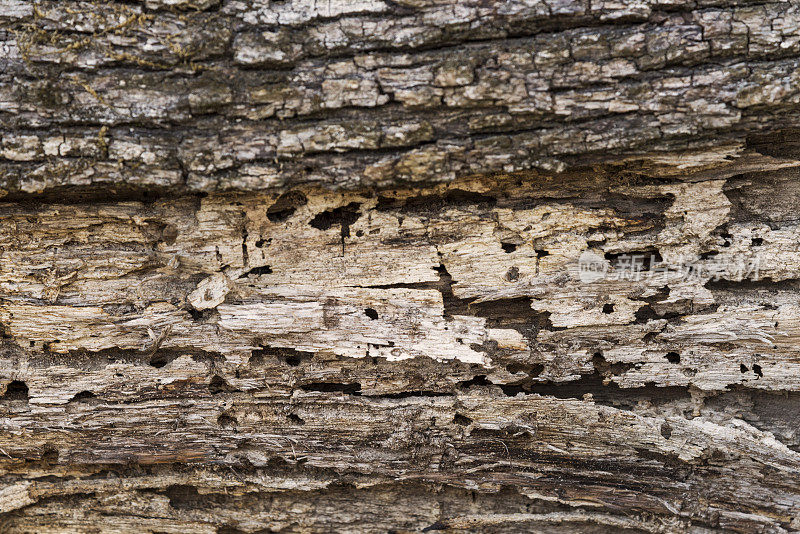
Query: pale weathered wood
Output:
[[4, 1, 800, 533]]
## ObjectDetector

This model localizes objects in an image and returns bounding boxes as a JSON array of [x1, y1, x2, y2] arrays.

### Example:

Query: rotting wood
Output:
[[3, 1, 800, 533]]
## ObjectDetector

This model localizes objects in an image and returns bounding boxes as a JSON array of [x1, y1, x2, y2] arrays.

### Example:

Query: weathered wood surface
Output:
[[4, 1, 800, 533], [3, 0, 800, 195]]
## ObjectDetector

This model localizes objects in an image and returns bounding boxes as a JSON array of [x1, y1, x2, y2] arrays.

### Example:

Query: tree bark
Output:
[[2, 1, 800, 532]]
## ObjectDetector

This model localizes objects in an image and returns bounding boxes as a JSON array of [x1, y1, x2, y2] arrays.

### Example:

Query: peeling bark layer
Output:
[[3, 0, 800, 194], [3, 1, 800, 533]]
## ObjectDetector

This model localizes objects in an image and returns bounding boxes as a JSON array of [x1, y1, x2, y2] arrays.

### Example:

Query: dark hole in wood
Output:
[[3, 380, 28, 402], [267, 191, 307, 223], [165, 485, 202, 509], [209, 375, 235, 394], [288, 413, 305, 425], [505, 266, 520, 281], [70, 390, 96, 402], [454, 413, 472, 426], [284, 355, 302, 366], [301, 382, 361, 395], [309, 202, 361, 238], [243, 265, 272, 276], [149, 353, 169, 368]]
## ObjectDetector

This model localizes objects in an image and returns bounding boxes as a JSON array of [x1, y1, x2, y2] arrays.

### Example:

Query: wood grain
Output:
[[3, 1, 800, 532]]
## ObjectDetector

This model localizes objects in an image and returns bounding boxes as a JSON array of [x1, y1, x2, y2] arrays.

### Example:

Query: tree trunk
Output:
[[2, 1, 800, 532]]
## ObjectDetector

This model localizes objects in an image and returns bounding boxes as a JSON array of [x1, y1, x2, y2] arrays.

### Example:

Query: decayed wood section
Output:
[[4, 0, 800, 532]]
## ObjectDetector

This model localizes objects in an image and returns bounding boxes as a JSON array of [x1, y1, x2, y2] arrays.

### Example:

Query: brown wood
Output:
[[2, 1, 800, 532]]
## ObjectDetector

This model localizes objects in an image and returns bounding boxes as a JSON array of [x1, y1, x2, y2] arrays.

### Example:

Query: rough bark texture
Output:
[[3, 1, 800, 533]]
